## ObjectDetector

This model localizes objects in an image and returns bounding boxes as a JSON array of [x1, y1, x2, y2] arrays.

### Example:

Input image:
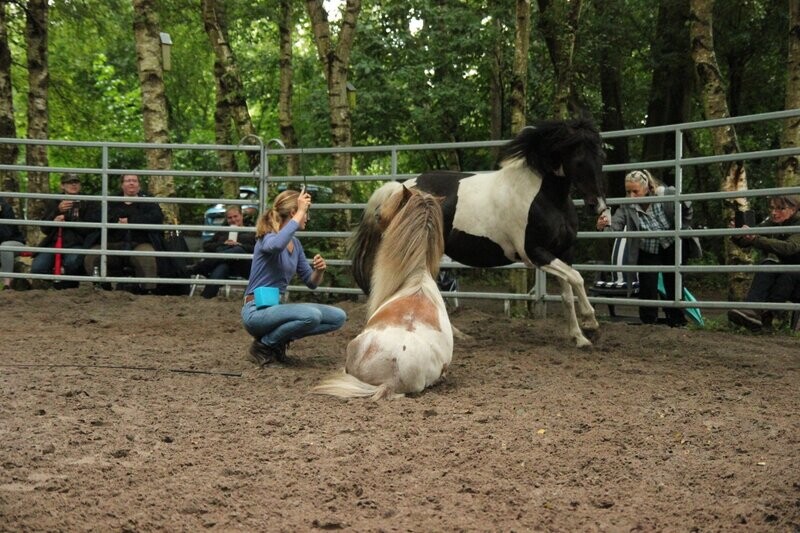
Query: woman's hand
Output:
[[297, 189, 312, 214], [292, 188, 313, 226], [309, 253, 326, 285], [739, 224, 756, 242], [311, 254, 326, 272], [596, 214, 609, 231]]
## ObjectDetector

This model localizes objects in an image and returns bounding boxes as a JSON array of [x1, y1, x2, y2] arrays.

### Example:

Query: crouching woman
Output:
[[241, 188, 346, 366]]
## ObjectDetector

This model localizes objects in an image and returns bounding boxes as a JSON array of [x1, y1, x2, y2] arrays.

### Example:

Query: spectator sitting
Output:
[[728, 194, 800, 331], [0, 197, 26, 290], [30, 173, 99, 290], [190, 205, 255, 298], [84, 174, 164, 293]]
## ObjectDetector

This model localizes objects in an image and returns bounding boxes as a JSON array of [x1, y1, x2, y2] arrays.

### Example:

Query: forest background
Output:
[[1, 0, 799, 298]]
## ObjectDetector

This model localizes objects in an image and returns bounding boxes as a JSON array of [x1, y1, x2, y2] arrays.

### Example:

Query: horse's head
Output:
[[376, 185, 414, 232], [502, 118, 608, 216]]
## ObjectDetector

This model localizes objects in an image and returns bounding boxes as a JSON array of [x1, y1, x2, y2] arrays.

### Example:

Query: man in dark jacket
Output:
[[84, 174, 164, 292], [30, 173, 99, 289], [0, 197, 26, 290], [728, 194, 800, 331], [190, 205, 255, 298]]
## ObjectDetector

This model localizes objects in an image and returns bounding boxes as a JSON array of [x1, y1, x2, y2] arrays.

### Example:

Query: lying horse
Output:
[[314, 187, 453, 400], [352, 118, 608, 348]]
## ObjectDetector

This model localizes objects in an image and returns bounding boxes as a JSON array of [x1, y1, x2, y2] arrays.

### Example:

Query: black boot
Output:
[[248, 340, 279, 367]]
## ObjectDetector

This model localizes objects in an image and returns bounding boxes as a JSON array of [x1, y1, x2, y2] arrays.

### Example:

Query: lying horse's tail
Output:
[[349, 181, 404, 294], [312, 371, 403, 401]]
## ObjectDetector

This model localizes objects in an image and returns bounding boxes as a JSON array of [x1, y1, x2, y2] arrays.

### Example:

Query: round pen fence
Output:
[[2, 109, 800, 319]]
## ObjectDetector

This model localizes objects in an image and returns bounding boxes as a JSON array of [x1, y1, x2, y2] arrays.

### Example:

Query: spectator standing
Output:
[[596, 169, 701, 327]]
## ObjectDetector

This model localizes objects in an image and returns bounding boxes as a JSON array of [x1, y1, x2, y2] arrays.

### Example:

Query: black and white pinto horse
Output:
[[351, 118, 608, 348]]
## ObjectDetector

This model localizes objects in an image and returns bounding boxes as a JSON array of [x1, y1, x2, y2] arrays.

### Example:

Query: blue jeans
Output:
[[31, 245, 86, 275], [241, 300, 346, 348]]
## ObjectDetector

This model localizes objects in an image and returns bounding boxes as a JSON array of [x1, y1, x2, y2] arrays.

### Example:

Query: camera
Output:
[[68, 200, 81, 221]]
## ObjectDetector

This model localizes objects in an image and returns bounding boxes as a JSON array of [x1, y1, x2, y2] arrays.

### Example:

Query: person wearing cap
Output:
[[30, 173, 99, 289], [728, 194, 800, 331]]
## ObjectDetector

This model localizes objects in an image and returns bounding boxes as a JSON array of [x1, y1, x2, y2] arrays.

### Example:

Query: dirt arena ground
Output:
[[1, 287, 798, 531]]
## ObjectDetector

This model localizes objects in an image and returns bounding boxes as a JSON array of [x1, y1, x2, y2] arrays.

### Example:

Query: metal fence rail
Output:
[[2, 109, 800, 317]]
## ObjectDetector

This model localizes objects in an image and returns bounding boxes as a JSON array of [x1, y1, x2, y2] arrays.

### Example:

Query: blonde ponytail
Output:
[[256, 189, 300, 238]]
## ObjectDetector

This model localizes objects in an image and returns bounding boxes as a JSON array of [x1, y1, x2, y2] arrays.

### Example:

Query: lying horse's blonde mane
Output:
[[368, 190, 444, 316]]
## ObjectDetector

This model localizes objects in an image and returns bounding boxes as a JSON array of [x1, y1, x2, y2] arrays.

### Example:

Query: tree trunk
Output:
[[306, 0, 361, 231], [689, 0, 751, 300], [132, 0, 177, 225], [213, 58, 239, 200], [510, 0, 531, 316], [25, 0, 48, 245], [642, 0, 693, 182], [488, 10, 503, 164], [537, 0, 582, 119], [778, 0, 800, 188], [597, 0, 629, 199], [511, 0, 530, 134], [0, 0, 19, 207], [279, 0, 300, 177], [201, 0, 259, 174]]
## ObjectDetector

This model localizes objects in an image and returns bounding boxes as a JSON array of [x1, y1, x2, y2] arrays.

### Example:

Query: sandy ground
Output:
[[1, 287, 798, 532]]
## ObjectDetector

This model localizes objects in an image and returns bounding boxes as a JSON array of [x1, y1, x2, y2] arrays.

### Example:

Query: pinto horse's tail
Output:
[[312, 371, 404, 401], [349, 181, 404, 294]]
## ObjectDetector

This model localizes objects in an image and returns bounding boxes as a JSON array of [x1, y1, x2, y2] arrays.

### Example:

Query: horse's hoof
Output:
[[575, 336, 593, 349], [582, 327, 601, 342]]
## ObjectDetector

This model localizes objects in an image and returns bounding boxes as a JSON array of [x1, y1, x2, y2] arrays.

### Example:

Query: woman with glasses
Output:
[[728, 194, 800, 331]]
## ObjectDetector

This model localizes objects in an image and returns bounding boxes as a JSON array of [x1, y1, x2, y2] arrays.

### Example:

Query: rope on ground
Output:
[[0, 363, 242, 378]]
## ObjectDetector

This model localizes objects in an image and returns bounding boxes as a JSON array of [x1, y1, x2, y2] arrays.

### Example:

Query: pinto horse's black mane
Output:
[[500, 118, 603, 176]]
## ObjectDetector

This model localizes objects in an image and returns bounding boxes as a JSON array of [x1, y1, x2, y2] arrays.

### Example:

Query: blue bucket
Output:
[[254, 286, 280, 309]]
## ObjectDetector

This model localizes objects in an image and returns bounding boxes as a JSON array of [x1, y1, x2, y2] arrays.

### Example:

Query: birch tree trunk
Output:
[[25, 0, 48, 245], [510, 0, 531, 316], [689, 0, 752, 300], [488, 10, 503, 164], [132, 0, 177, 224], [511, 0, 530, 134], [0, 0, 19, 204], [201, 0, 259, 175], [778, 0, 800, 188], [279, 0, 300, 177], [306, 0, 360, 180], [213, 58, 239, 200], [306, 0, 361, 236], [537, 0, 582, 119]]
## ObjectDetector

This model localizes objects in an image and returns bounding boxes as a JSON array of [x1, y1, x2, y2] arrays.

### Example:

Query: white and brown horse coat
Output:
[[315, 190, 452, 400]]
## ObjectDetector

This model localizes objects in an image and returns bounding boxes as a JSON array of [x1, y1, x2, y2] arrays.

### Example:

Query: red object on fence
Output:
[[53, 228, 63, 275]]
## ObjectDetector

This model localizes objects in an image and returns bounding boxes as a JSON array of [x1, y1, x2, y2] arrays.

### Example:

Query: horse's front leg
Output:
[[519, 247, 594, 348], [539, 265, 592, 348], [545, 258, 599, 334]]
